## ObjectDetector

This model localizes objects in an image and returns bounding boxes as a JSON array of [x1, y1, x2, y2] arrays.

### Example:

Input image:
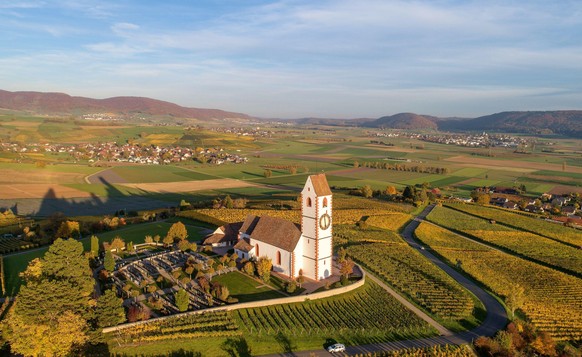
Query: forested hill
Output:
[[439, 111, 582, 137], [0, 90, 251, 121]]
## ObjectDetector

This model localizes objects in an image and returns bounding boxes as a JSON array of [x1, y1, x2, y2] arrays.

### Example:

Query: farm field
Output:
[[426, 206, 582, 276], [334, 225, 479, 331], [414, 222, 582, 341], [443, 203, 582, 247], [108, 281, 437, 356]]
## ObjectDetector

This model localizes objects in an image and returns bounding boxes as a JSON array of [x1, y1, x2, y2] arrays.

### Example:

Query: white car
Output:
[[327, 343, 346, 353]]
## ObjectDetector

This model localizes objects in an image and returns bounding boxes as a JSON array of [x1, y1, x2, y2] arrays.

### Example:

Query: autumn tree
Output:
[[506, 284, 525, 319], [337, 247, 347, 263], [90, 235, 99, 257], [166, 221, 188, 242], [56, 220, 80, 238], [360, 185, 373, 198], [297, 269, 305, 288], [104, 250, 115, 272], [175, 289, 189, 312], [255, 256, 272, 282], [223, 195, 234, 209], [110, 236, 125, 252], [339, 258, 355, 279], [264, 169, 272, 178], [385, 186, 397, 196], [176, 239, 190, 252], [96, 288, 125, 328], [153, 235, 161, 244], [145, 235, 153, 244], [3, 239, 94, 356], [243, 261, 255, 276]]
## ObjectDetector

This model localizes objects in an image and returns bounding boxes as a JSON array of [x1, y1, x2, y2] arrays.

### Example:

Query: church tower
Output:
[[299, 174, 333, 281]]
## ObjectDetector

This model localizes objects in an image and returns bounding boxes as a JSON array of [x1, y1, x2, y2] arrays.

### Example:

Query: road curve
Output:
[[263, 205, 508, 356]]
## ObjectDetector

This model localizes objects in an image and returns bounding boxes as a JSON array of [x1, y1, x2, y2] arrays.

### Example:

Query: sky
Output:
[[1, 0, 582, 118]]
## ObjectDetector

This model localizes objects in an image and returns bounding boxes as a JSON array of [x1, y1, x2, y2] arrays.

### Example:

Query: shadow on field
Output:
[[0, 178, 168, 217], [221, 337, 252, 357]]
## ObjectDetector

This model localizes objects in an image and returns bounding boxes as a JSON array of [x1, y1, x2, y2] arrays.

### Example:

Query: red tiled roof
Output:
[[249, 215, 302, 252], [241, 215, 260, 234], [309, 174, 332, 196], [234, 238, 254, 252], [203, 222, 243, 245]]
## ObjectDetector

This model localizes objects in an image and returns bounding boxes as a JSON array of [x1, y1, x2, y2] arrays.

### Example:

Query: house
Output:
[[524, 204, 544, 213], [203, 222, 243, 247], [492, 197, 508, 206], [552, 196, 571, 207], [233, 174, 334, 281], [503, 201, 518, 210], [561, 206, 578, 217]]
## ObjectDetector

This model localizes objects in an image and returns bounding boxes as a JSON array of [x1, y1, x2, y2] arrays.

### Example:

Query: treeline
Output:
[[353, 160, 450, 174]]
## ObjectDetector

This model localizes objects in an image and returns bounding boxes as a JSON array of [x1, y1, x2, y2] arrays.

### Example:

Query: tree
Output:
[[166, 221, 188, 242], [289, 167, 297, 175], [506, 284, 525, 319], [185, 266, 195, 279], [104, 250, 115, 272], [110, 236, 125, 252], [385, 186, 397, 196], [3, 239, 94, 357], [175, 289, 189, 312], [163, 234, 175, 247], [471, 191, 491, 205], [56, 220, 80, 238], [243, 261, 255, 276], [145, 235, 153, 244], [178, 239, 192, 252], [3, 309, 88, 357], [127, 241, 134, 252], [286, 279, 297, 294], [90, 235, 99, 257], [403, 186, 415, 200], [255, 256, 272, 282], [360, 185, 373, 198], [337, 247, 347, 263], [297, 269, 305, 288], [223, 195, 234, 209], [96, 289, 125, 328], [153, 235, 161, 244], [264, 169, 272, 178], [339, 258, 355, 279], [353, 161, 359, 168]]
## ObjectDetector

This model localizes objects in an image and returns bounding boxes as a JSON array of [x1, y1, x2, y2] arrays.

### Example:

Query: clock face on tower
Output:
[[319, 213, 331, 230]]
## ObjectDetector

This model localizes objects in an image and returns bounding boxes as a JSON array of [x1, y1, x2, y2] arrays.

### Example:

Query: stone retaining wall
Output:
[[103, 268, 365, 333]]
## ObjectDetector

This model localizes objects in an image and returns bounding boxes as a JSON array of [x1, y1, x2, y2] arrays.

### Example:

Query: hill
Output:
[[364, 113, 439, 130], [439, 111, 582, 137], [0, 90, 251, 121]]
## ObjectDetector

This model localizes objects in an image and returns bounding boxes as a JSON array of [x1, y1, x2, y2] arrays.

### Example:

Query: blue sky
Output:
[[1, 0, 582, 118]]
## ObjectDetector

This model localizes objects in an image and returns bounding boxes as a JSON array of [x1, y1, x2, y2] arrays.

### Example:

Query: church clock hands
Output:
[[319, 213, 331, 230]]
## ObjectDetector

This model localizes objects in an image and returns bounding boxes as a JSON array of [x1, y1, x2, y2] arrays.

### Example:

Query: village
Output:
[[0, 142, 248, 165]]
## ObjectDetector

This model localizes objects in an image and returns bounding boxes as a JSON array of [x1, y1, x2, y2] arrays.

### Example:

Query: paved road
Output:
[[262, 205, 508, 356]]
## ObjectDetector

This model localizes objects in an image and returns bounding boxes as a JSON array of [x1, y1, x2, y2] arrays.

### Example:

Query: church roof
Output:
[[248, 216, 302, 252], [203, 222, 242, 245], [309, 174, 332, 196], [233, 238, 254, 252], [240, 215, 260, 235]]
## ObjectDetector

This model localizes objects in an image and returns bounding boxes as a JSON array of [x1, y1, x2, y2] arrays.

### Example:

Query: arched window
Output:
[[255, 244, 259, 257], [307, 197, 312, 207], [277, 251, 281, 265], [323, 197, 328, 207]]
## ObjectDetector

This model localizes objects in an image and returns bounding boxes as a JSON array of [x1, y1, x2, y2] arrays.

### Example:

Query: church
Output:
[[203, 174, 333, 281]]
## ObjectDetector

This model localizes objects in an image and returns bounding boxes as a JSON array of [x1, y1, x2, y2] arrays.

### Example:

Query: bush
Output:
[[286, 280, 297, 294], [340, 275, 349, 286], [226, 297, 239, 304]]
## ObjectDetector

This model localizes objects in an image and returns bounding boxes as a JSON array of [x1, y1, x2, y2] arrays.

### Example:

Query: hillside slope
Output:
[[364, 113, 439, 130], [0, 90, 251, 120]]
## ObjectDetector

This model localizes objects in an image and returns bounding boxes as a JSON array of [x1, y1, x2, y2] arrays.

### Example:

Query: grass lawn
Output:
[[95, 221, 207, 245], [212, 271, 285, 302]]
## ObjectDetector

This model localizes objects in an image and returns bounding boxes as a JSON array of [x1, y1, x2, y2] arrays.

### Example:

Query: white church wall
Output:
[[318, 258, 332, 280], [250, 238, 292, 277]]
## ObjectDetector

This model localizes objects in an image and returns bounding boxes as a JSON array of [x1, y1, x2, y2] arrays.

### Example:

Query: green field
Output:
[[212, 271, 286, 302]]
